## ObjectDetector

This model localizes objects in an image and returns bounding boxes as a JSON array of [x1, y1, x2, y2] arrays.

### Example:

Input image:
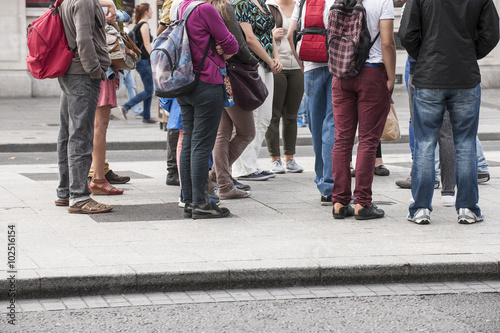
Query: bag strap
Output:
[[268, 5, 282, 29], [181, 2, 212, 76], [51, 0, 64, 9]]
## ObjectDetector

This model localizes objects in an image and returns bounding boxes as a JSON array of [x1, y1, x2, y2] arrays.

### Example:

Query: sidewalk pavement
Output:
[[0, 87, 499, 299]]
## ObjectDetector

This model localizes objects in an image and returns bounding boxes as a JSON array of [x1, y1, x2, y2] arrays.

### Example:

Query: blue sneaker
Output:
[[297, 118, 307, 128], [209, 194, 221, 206]]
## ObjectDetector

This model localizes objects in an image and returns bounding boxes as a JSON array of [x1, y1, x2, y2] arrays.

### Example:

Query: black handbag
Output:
[[226, 62, 268, 111]]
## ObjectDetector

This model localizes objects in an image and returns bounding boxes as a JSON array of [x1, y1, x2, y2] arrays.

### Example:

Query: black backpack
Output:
[[128, 22, 146, 50]]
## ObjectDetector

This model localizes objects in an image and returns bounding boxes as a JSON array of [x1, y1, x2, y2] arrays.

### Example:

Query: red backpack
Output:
[[26, 0, 75, 79], [294, 0, 328, 62]]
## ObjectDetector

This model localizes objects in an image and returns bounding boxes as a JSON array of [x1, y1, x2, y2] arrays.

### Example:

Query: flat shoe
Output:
[[333, 202, 354, 219], [68, 198, 112, 214], [105, 170, 130, 184], [374, 165, 390, 176], [55, 198, 69, 206]]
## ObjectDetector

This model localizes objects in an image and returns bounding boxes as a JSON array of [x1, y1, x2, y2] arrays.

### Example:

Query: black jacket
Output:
[[398, 0, 499, 89]]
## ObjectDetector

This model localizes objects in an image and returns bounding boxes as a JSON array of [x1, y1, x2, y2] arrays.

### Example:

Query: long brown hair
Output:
[[135, 3, 150, 24], [205, 0, 230, 22]]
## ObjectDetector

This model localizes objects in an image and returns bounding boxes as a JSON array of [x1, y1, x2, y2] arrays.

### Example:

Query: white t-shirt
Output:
[[291, 0, 334, 73], [363, 0, 394, 64], [291, 0, 394, 71]]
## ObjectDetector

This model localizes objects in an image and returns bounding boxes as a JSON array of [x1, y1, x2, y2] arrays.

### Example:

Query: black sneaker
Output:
[[192, 201, 230, 219], [166, 172, 180, 186], [232, 178, 251, 191], [184, 203, 192, 218], [354, 203, 385, 220], [321, 195, 333, 206], [259, 170, 276, 179], [478, 173, 490, 184], [332, 203, 354, 219], [238, 171, 271, 181]]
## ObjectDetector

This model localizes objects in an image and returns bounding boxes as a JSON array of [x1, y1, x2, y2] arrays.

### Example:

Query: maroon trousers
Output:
[[331, 66, 392, 207]]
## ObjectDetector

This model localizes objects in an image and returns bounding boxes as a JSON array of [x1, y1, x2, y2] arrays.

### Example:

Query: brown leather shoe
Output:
[[105, 170, 130, 184]]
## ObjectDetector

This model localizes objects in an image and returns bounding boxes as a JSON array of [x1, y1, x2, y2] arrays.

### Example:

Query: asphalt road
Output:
[[6, 293, 500, 332]]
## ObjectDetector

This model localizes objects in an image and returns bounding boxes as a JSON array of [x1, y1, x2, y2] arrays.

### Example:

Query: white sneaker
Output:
[[442, 195, 456, 207], [270, 160, 286, 174], [457, 208, 484, 224], [408, 208, 431, 224], [409, 196, 415, 204], [285, 158, 304, 173]]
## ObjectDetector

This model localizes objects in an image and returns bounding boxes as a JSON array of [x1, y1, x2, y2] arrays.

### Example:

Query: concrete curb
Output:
[[4, 254, 499, 300], [3, 133, 500, 153]]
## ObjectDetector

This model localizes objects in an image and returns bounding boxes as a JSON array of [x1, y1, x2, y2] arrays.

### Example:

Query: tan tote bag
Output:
[[381, 103, 401, 142]]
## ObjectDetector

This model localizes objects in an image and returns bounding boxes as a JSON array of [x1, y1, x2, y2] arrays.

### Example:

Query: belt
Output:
[[364, 62, 381, 68]]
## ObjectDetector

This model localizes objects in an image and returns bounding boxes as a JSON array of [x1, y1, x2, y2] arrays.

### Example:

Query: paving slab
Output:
[[1, 91, 500, 299]]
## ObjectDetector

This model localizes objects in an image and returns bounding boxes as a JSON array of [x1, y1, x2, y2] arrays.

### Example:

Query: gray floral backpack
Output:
[[151, 1, 210, 97]]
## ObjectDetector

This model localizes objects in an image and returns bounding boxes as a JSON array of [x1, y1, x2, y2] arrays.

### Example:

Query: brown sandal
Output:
[[89, 178, 124, 195], [68, 198, 113, 214]]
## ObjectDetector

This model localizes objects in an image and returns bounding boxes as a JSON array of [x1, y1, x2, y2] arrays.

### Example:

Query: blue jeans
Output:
[[304, 66, 334, 197], [476, 137, 489, 174], [297, 92, 308, 124], [177, 81, 224, 206], [57, 74, 101, 206], [407, 69, 440, 181], [409, 85, 482, 218], [124, 59, 153, 120], [119, 70, 143, 116]]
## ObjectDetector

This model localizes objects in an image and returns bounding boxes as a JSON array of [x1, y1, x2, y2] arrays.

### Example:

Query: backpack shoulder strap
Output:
[[268, 5, 282, 29], [181, 1, 207, 22], [297, 0, 306, 28]]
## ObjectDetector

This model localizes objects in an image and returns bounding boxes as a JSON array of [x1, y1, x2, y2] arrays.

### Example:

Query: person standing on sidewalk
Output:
[[266, 0, 305, 175], [55, 0, 113, 213], [207, 0, 258, 200], [399, 0, 499, 224], [176, 0, 238, 218], [287, 0, 335, 206], [330, 0, 396, 220], [231, 0, 283, 182]]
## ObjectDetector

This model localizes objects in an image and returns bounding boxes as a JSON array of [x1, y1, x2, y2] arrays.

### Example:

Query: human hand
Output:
[[273, 28, 285, 40], [272, 59, 282, 73], [387, 79, 395, 92], [105, 11, 116, 25], [215, 44, 224, 56]]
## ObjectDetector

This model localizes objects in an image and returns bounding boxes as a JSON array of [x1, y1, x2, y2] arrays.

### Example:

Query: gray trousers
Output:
[[57, 74, 101, 206]]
